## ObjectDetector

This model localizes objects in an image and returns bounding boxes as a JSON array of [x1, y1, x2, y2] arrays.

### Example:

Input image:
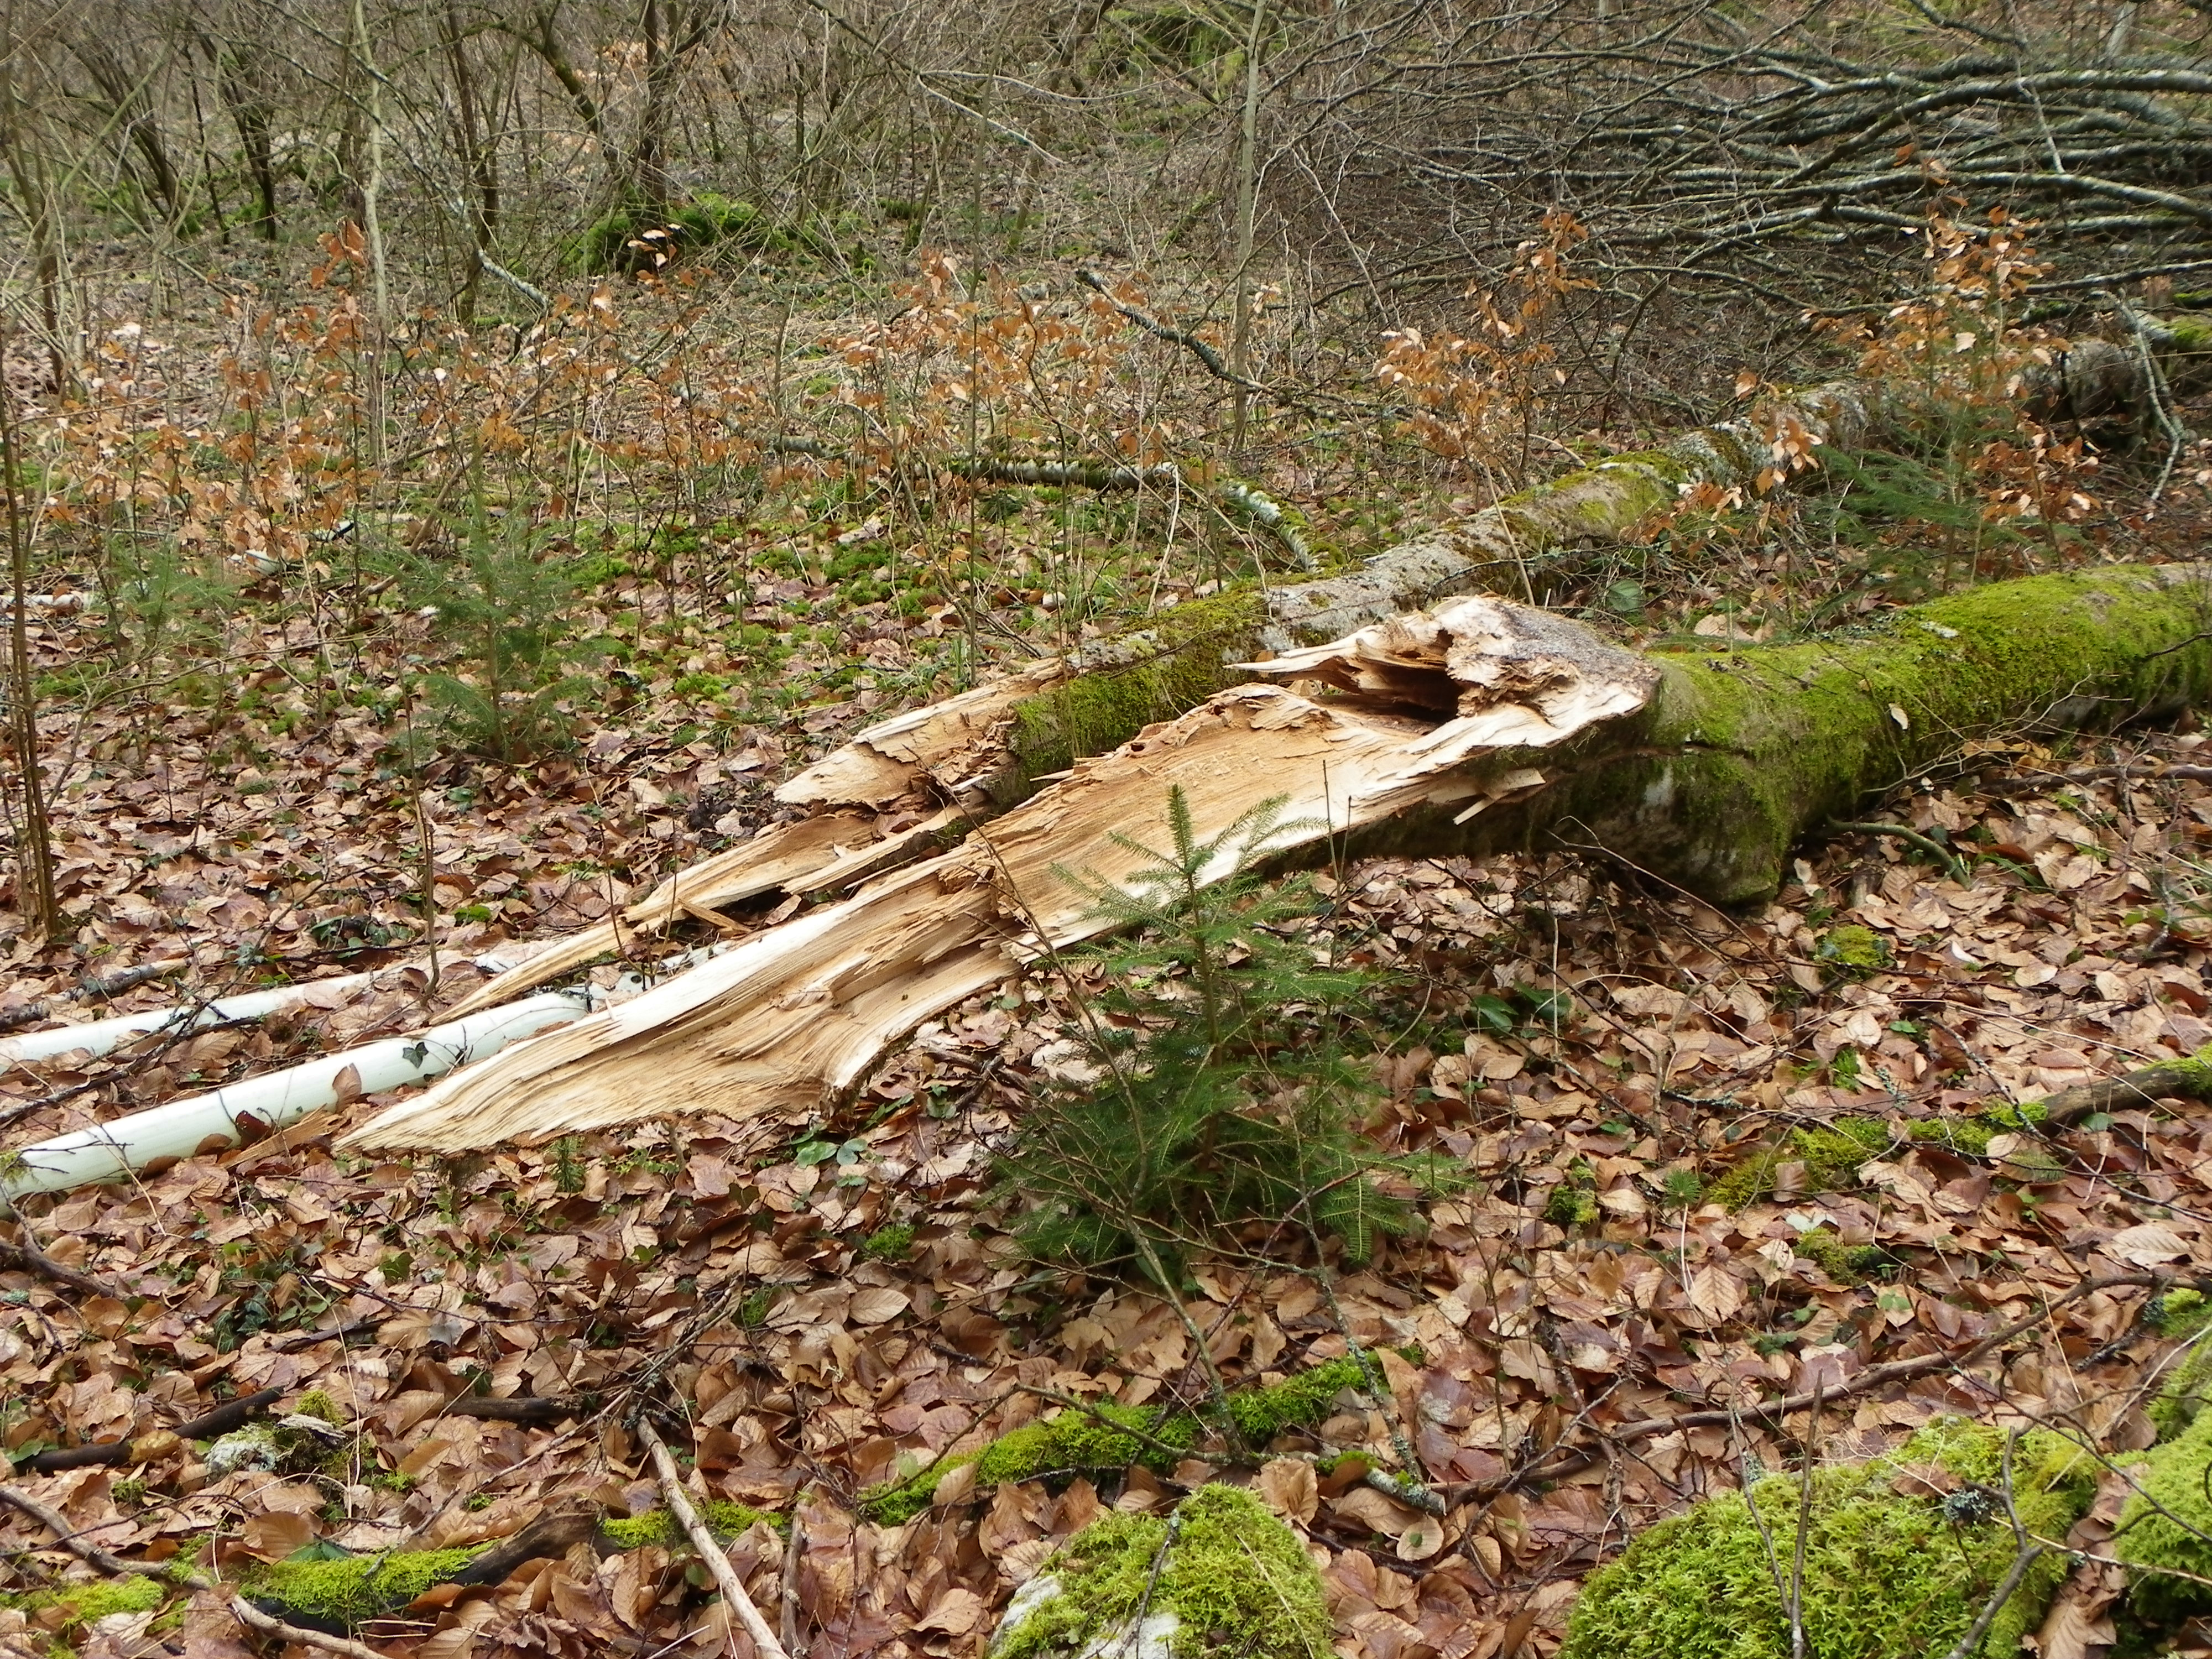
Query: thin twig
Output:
[[635, 1418, 791, 1659], [1076, 269, 1266, 392], [1830, 820, 1969, 884], [0, 1235, 124, 1300], [231, 1594, 388, 1659]]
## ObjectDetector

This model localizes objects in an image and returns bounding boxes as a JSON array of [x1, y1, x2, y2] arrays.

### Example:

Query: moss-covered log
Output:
[[1005, 381, 1877, 781], [1358, 562, 2212, 904], [351, 566, 2211, 1152]]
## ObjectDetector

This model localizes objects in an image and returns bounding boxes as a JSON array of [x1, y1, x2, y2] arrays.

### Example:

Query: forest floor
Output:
[[2, 248, 2212, 1659]]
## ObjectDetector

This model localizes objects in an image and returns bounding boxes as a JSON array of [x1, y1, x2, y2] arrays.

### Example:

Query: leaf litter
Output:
[[0, 711, 2206, 1659]]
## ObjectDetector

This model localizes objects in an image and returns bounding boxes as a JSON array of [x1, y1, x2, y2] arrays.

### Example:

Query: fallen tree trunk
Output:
[[346, 564, 2212, 1153], [441, 387, 1879, 1016]]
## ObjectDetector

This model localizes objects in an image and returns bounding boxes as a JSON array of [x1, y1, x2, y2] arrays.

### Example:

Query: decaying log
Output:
[[345, 598, 1655, 1152], [348, 563, 2211, 1154]]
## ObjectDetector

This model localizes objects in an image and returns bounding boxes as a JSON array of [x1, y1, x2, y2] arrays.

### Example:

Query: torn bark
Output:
[[347, 564, 2211, 1154]]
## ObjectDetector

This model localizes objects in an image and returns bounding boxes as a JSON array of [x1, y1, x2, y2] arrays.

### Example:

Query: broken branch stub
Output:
[[344, 599, 1653, 1153]]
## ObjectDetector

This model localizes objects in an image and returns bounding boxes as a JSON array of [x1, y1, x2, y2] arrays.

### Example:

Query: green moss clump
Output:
[[1817, 925, 1891, 973], [599, 1500, 786, 1550], [1794, 1228, 1890, 1285], [22, 1574, 165, 1627], [1545, 1184, 1600, 1227], [2150, 1337, 2212, 1441], [992, 1484, 1330, 1659], [291, 1390, 343, 1425], [2117, 1396, 2212, 1624], [1712, 1118, 1893, 1209], [1907, 1117, 1996, 1156], [1560, 1420, 2095, 1659], [860, 1222, 916, 1261], [2153, 1290, 2212, 1340], [241, 1547, 487, 1631], [1224, 1356, 1369, 1444]]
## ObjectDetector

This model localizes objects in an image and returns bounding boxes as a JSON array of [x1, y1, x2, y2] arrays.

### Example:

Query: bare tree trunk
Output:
[[0, 321, 60, 940]]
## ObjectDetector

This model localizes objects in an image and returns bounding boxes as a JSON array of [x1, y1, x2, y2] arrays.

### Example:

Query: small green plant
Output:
[[994, 787, 1448, 1281], [406, 519, 606, 763]]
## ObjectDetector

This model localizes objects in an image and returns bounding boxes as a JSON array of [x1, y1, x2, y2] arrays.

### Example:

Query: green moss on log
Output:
[[14, 1575, 166, 1628], [1560, 1419, 2095, 1659], [1526, 566, 2212, 904], [598, 1500, 786, 1550], [860, 1354, 1374, 1524], [1006, 586, 1269, 782], [242, 1547, 487, 1630]]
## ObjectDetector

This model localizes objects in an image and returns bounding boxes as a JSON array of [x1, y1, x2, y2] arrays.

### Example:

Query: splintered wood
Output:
[[347, 601, 1653, 1152]]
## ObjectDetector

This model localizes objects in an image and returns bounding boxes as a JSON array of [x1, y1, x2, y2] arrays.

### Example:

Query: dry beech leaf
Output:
[[914, 1587, 984, 1635], [1687, 1263, 1744, 1323], [1397, 1512, 1447, 1562], [1333, 1485, 1419, 1540], [2110, 1223, 2189, 1266], [1257, 1458, 1318, 1525], [849, 1287, 909, 1325]]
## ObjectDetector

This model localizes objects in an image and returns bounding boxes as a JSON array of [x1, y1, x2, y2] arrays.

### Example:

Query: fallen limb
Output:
[[0, 1232, 123, 1299], [2, 992, 590, 1205], [0, 941, 552, 1068], [0, 1483, 206, 1583], [15, 1386, 283, 1473], [637, 1418, 791, 1659], [231, 1597, 387, 1659], [346, 596, 1652, 1151], [348, 566, 2212, 1152], [2034, 1044, 2212, 1129]]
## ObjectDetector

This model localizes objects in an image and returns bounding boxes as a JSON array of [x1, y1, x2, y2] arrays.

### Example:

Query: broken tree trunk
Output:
[[346, 563, 2211, 1153]]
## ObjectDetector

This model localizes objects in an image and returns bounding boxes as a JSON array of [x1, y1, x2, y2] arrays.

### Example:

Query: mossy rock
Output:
[[988, 1484, 1329, 1659], [241, 1546, 488, 1633], [1559, 1418, 2096, 1659], [860, 1355, 1374, 1524], [2117, 1394, 2212, 1625]]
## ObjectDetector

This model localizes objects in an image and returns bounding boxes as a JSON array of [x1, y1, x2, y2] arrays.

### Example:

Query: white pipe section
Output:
[[0, 990, 589, 1203]]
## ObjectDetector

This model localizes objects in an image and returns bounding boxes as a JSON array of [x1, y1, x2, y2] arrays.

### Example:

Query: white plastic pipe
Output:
[[0, 990, 589, 1203]]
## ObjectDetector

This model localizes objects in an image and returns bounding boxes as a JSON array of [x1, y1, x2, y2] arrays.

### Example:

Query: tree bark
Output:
[[347, 564, 2212, 1154]]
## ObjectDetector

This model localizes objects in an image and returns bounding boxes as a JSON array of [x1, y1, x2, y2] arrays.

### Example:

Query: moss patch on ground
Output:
[[241, 1547, 487, 1631], [989, 1484, 1329, 1659], [862, 1354, 1373, 1524], [1712, 1117, 1893, 1208], [1559, 1419, 2095, 1659]]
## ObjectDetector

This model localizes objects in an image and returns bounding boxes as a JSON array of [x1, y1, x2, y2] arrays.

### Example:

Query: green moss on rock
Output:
[[1560, 1419, 2095, 1659], [241, 1547, 487, 1631], [990, 1484, 1329, 1659], [2117, 1395, 2212, 1624]]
